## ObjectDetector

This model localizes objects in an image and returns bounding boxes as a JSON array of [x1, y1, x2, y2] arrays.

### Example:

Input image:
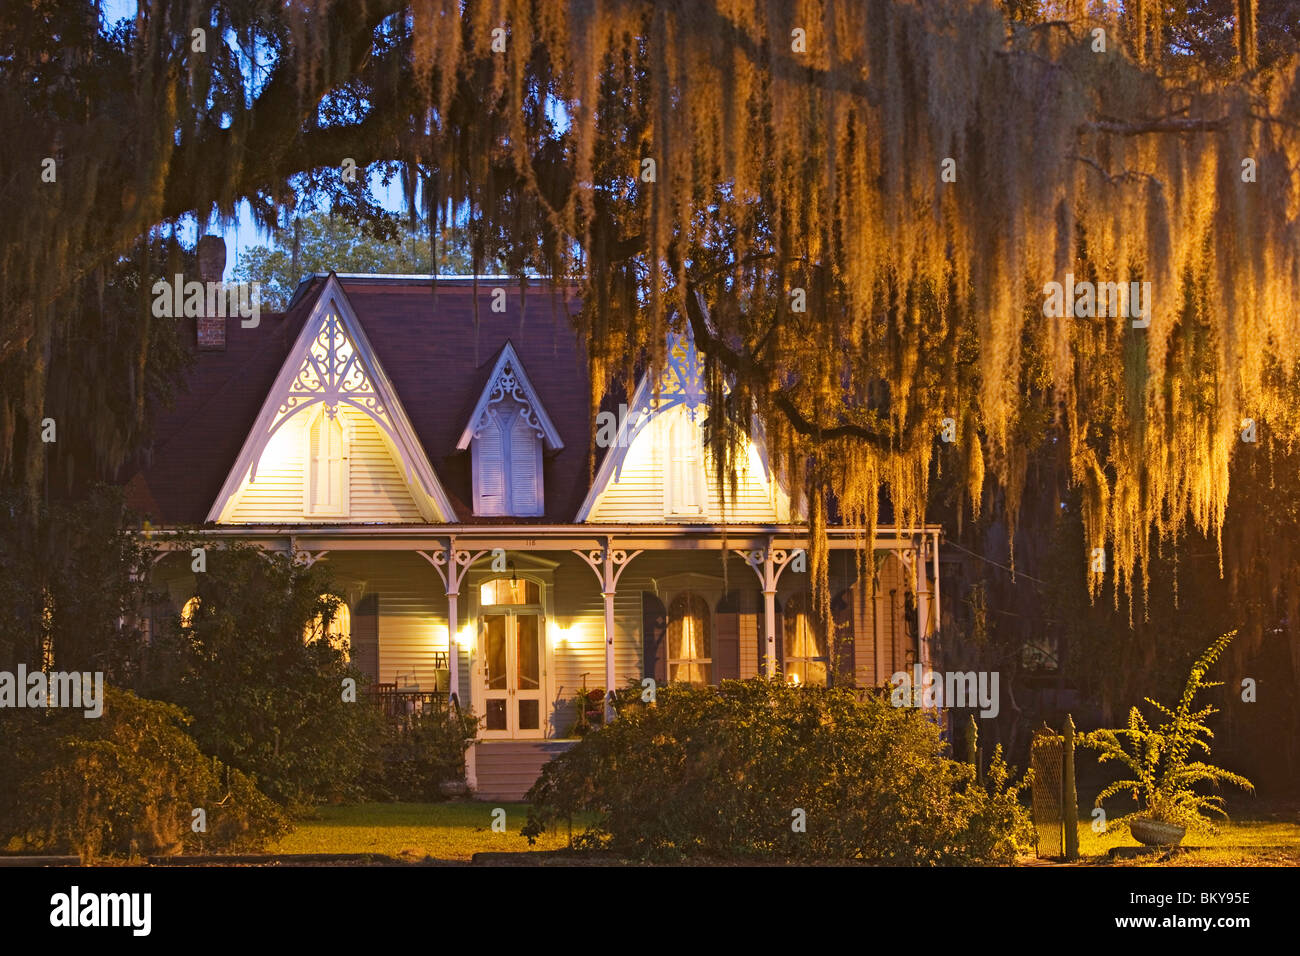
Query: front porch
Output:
[[149, 524, 942, 794]]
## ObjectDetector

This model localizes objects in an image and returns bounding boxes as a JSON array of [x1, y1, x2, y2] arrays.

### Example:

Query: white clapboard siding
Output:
[[585, 403, 788, 523], [321, 551, 450, 692], [546, 552, 650, 734], [226, 406, 422, 523]]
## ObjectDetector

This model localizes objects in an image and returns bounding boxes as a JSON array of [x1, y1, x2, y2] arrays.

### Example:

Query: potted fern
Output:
[[1082, 631, 1254, 846]]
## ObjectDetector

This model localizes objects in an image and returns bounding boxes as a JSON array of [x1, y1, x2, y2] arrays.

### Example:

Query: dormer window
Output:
[[471, 397, 544, 515], [458, 343, 564, 518]]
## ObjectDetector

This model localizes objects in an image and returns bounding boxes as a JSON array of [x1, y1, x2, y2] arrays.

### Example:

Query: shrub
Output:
[[523, 679, 1031, 863], [361, 708, 480, 801], [146, 539, 380, 809], [0, 687, 289, 862]]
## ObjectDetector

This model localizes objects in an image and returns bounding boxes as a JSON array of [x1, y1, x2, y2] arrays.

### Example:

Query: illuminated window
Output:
[[480, 577, 540, 606], [667, 591, 711, 685], [783, 592, 828, 686], [305, 406, 348, 516], [180, 596, 201, 628], [304, 594, 351, 660]]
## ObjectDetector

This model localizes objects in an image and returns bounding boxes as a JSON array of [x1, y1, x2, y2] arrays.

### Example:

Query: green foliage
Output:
[[0, 486, 152, 677], [361, 708, 480, 802], [0, 687, 289, 862], [146, 538, 381, 809], [1082, 631, 1255, 834], [232, 213, 484, 310], [523, 680, 1032, 864], [562, 685, 606, 738]]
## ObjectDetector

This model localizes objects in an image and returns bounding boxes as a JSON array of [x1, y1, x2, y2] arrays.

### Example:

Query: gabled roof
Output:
[[207, 274, 456, 523], [573, 327, 797, 522], [456, 341, 565, 452], [124, 275, 593, 524]]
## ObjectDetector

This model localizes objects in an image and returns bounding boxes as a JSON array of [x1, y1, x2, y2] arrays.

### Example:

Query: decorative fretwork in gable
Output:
[[254, 310, 397, 481], [471, 357, 548, 442], [456, 342, 564, 453], [614, 326, 724, 459], [653, 328, 709, 419]]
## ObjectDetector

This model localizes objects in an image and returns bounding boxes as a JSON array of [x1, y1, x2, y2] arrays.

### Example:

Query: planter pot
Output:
[[1129, 818, 1187, 846]]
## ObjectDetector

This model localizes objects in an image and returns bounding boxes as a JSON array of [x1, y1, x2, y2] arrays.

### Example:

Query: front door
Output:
[[480, 610, 544, 738]]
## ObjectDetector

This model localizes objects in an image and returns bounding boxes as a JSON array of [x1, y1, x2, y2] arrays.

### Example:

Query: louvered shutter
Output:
[[642, 592, 667, 684], [691, 431, 708, 515], [308, 413, 324, 509], [831, 588, 855, 687], [510, 415, 543, 515], [308, 411, 345, 513], [666, 413, 705, 516], [473, 413, 506, 515], [351, 594, 380, 685], [714, 591, 741, 682]]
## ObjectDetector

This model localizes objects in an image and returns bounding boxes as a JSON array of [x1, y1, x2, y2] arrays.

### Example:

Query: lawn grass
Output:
[[273, 800, 1300, 866], [271, 801, 593, 862], [1067, 811, 1300, 866]]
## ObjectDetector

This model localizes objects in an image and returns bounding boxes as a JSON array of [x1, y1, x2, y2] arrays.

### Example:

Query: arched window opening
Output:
[[304, 594, 351, 660], [667, 591, 711, 685], [783, 592, 828, 686], [480, 577, 541, 606]]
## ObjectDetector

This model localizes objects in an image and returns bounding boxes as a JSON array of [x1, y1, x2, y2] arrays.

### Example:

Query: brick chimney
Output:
[[196, 235, 226, 351]]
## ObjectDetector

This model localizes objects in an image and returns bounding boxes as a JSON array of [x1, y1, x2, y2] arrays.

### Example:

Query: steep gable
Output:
[[208, 275, 455, 523], [577, 329, 795, 524], [456, 342, 564, 517]]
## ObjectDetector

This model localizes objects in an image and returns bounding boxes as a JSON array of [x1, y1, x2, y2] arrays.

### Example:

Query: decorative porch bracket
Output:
[[732, 540, 802, 678], [574, 540, 644, 722], [416, 543, 487, 710], [291, 547, 330, 569]]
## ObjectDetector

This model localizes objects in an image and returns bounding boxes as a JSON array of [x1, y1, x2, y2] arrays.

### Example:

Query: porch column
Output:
[[912, 542, 928, 677], [575, 539, 643, 722], [417, 542, 486, 711], [447, 589, 461, 704], [735, 539, 800, 678], [930, 529, 941, 654]]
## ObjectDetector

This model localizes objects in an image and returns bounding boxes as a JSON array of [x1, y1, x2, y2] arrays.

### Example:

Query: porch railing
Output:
[[365, 651, 451, 719], [367, 687, 448, 718]]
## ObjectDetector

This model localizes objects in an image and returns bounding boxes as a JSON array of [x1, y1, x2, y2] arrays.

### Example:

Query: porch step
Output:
[[472, 740, 577, 802]]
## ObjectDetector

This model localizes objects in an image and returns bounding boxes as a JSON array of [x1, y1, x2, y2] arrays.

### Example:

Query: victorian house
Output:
[[125, 272, 942, 799]]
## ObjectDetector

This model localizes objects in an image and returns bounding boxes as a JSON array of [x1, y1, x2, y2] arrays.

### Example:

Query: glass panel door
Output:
[[515, 613, 542, 734], [478, 609, 545, 738], [482, 614, 509, 735]]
